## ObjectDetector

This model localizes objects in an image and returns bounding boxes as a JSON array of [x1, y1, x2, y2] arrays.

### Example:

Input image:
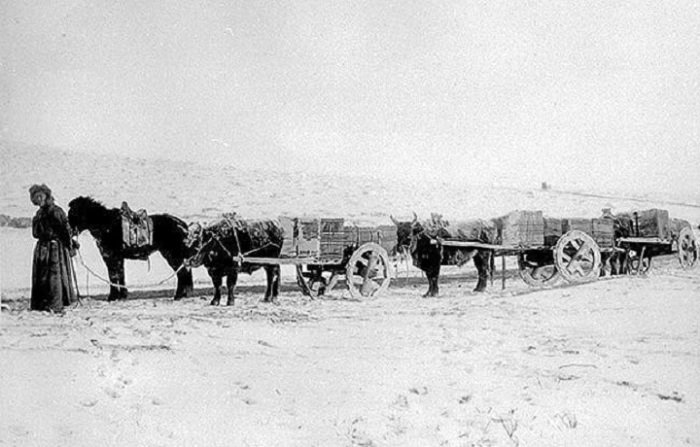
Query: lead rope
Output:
[[69, 256, 84, 307], [75, 249, 188, 291]]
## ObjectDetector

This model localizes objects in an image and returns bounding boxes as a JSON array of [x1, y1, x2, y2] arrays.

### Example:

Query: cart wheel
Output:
[[517, 253, 560, 287], [346, 243, 391, 300], [554, 230, 602, 283], [678, 227, 698, 269], [296, 266, 339, 299]]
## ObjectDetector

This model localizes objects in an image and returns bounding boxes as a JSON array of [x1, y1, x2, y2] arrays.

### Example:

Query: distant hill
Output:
[[2, 140, 699, 227]]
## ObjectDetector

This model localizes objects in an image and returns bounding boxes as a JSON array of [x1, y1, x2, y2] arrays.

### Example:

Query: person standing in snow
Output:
[[29, 184, 77, 312]]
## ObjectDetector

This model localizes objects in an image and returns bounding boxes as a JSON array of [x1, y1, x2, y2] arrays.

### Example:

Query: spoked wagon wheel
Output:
[[678, 227, 698, 269], [296, 265, 339, 299], [345, 243, 391, 300], [553, 230, 602, 283], [517, 253, 560, 287]]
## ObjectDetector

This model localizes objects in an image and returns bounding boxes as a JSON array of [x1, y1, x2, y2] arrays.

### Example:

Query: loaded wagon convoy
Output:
[[422, 208, 698, 291], [71, 198, 698, 303], [187, 207, 697, 303]]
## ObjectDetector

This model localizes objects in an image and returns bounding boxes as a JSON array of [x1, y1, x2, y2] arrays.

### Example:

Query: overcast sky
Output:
[[1, 1, 698, 195]]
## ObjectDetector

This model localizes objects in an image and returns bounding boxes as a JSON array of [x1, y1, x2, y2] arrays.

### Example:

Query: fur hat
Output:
[[29, 184, 53, 199]]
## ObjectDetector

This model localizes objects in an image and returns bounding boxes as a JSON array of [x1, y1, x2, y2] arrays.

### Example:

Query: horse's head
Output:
[[184, 222, 207, 267], [391, 212, 421, 254], [67, 196, 105, 234]]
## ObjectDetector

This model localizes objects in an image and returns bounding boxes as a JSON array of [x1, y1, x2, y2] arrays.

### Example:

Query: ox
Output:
[[186, 215, 283, 305], [393, 213, 494, 297]]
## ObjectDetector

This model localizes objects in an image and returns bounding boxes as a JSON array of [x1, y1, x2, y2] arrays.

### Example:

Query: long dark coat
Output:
[[31, 203, 76, 312]]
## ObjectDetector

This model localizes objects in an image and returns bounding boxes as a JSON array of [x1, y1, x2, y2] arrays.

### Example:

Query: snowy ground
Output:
[[2, 257, 699, 447], [1, 143, 699, 446]]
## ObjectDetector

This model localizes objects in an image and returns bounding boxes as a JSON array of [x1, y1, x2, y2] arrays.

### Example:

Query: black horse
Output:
[[67, 196, 194, 301], [392, 213, 494, 297], [185, 216, 283, 305]]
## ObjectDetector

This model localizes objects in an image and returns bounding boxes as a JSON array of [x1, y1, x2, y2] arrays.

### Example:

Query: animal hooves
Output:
[[210, 300, 220, 306]]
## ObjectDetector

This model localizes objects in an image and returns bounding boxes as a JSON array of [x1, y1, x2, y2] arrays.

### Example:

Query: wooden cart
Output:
[[615, 210, 698, 274], [429, 212, 618, 288], [239, 217, 396, 300]]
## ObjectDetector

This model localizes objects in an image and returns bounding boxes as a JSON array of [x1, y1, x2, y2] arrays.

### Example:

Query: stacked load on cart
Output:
[[560, 217, 615, 248], [279, 216, 397, 262], [613, 208, 697, 270], [277, 216, 397, 299], [495, 210, 544, 247], [618, 208, 671, 240]]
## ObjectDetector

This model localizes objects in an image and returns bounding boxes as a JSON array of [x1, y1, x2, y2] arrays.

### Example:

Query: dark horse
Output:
[[67, 196, 194, 301], [185, 216, 283, 305], [392, 213, 494, 297]]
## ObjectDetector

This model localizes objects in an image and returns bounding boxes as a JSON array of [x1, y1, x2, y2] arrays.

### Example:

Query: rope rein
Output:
[[75, 249, 187, 290]]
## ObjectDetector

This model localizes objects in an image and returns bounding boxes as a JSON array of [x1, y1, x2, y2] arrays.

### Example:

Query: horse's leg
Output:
[[161, 250, 194, 300], [117, 259, 127, 299], [473, 250, 491, 292], [225, 267, 238, 306], [103, 254, 127, 301], [263, 265, 280, 302], [600, 253, 610, 277], [209, 268, 223, 306], [271, 265, 281, 299]]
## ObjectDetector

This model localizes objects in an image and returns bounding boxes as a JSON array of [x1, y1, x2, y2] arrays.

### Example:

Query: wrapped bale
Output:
[[495, 210, 544, 247], [425, 214, 496, 243], [424, 214, 497, 267], [634, 209, 670, 239]]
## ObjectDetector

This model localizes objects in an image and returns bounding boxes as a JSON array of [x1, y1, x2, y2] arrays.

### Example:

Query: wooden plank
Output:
[[430, 239, 550, 254], [431, 240, 502, 250], [239, 257, 318, 265], [616, 237, 672, 245]]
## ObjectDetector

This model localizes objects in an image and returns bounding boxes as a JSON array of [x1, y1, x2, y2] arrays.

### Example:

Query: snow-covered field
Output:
[[1, 142, 699, 446]]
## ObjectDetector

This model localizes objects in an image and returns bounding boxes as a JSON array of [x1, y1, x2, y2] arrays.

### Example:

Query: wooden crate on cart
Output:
[[376, 224, 398, 255], [561, 217, 614, 248], [543, 217, 563, 246], [278, 216, 326, 259], [591, 218, 614, 248], [319, 218, 347, 261], [495, 210, 544, 247]]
